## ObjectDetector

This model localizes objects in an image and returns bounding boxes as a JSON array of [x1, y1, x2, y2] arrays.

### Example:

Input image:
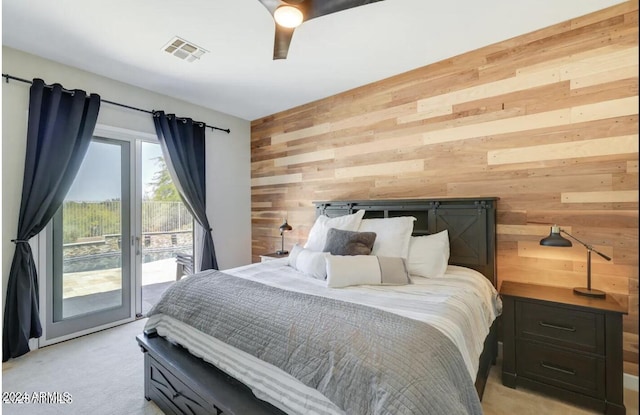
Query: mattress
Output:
[[145, 260, 502, 415]]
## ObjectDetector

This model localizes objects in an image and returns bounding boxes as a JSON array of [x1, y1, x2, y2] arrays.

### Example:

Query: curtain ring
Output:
[[11, 239, 29, 244]]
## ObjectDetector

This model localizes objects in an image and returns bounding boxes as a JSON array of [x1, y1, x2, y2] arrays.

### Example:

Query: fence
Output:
[[63, 201, 193, 244]]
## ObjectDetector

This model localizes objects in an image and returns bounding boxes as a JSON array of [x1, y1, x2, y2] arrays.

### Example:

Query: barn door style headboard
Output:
[[313, 198, 498, 287]]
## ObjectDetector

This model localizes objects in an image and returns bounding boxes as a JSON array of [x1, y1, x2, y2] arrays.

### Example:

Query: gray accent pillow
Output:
[[323, 228, 377, 256]]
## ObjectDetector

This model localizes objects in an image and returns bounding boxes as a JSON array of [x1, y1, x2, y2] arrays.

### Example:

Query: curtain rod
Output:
[[2, 73, 231, 134]]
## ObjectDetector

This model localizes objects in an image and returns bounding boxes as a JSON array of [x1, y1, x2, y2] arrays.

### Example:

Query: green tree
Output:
[[150, 157, 181, 202]]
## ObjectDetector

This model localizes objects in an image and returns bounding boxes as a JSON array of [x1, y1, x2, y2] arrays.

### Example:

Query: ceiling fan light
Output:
[[274, 5, 303, 28]]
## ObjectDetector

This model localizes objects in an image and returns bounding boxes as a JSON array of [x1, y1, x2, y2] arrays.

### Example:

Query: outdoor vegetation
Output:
[[63, 157, 192, 244]]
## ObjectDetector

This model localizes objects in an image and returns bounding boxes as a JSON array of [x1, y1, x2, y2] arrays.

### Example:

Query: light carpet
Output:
[[2, 319, 161, 415]]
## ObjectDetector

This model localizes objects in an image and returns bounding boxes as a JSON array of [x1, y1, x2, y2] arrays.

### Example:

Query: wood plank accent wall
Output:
[[251, 1, 639, 375]]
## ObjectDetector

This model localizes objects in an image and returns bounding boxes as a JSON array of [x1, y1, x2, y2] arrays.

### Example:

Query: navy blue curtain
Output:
[[152, 111, 218, 271], [2, 79, 100, 361]]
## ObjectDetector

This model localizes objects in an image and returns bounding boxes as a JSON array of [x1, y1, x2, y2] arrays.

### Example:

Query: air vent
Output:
[[163, 36, 207, 62]]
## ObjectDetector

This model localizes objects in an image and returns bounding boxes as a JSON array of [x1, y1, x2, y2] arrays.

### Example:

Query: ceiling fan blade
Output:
[[307, 0, 384, 19], [257, 0, 385, 59], [257, 0, 301, 59], [273, 25, 295, 60]]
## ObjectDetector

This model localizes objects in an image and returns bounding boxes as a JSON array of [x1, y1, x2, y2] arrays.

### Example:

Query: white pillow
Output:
[[288, 244, 329, 280], [357, 216, 416, 258], [326, 255, 410, 288], [407, 230, 450, 278], [303, 210, 366, 252]]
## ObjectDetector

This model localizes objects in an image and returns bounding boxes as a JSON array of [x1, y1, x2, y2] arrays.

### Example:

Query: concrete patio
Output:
[[62, 257, 180, 317]]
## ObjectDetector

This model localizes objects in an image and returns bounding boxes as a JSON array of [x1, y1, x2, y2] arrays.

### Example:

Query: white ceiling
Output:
[[2, 0, 625, 121]]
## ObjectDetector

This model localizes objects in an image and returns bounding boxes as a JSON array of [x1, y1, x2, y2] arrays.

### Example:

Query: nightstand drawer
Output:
[[516, 301, 604, 354], [516, 340, 605, 399]]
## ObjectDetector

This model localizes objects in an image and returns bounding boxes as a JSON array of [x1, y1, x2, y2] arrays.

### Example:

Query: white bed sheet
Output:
[[145, 260, 502, 415]]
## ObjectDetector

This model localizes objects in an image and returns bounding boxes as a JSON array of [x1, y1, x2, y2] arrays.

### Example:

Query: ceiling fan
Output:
[[258, 0, 385, 60]]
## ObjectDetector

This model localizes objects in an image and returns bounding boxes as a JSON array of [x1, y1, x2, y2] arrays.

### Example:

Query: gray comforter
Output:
[[148, 270, 483, 415]]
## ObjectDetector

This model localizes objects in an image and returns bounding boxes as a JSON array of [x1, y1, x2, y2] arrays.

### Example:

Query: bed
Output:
[[137, 197, 500, 415]]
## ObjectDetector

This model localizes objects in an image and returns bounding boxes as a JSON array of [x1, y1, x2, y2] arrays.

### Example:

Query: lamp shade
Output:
[[540, 225, 572, 247], [274, 5, 304, 28], [279, 219, 292, 233]]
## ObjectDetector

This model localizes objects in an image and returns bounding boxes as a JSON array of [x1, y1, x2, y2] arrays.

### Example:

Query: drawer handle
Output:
[[538, 321, 576, 332], [540, 361, 576, 376]]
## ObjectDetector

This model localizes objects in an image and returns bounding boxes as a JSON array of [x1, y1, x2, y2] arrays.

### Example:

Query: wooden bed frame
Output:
[[137, 197, 498, 415]]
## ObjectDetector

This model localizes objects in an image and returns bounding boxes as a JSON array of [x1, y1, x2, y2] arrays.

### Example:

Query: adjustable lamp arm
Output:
[[559, 229, 611, 261], [541, 225, 610, 298]]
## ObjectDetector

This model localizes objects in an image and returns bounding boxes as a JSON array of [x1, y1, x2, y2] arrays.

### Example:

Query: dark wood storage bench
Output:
[[137, 329, 285, 415]]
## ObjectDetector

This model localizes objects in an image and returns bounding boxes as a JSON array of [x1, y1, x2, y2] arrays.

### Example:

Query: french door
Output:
[[46, 137, 132, 341], [42, 130, 193, 344]]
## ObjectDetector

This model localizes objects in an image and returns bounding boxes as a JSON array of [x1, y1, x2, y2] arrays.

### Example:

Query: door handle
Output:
[[135, 236, 141, 255]]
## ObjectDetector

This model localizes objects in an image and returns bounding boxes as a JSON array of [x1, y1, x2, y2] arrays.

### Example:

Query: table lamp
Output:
[[540, 225, 611, 298], [276, 218, 292, 255]]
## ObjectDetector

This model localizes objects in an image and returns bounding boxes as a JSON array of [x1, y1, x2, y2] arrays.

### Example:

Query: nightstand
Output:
[[259, 252, 289, 263], [500, 281, 627, 415]]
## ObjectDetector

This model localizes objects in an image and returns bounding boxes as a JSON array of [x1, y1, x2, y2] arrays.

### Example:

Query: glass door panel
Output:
[[47, 138, 132, 340], [140, 142, 193, 315]]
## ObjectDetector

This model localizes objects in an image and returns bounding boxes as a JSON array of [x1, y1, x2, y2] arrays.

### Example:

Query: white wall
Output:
[[2, 46, 252, 312]]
